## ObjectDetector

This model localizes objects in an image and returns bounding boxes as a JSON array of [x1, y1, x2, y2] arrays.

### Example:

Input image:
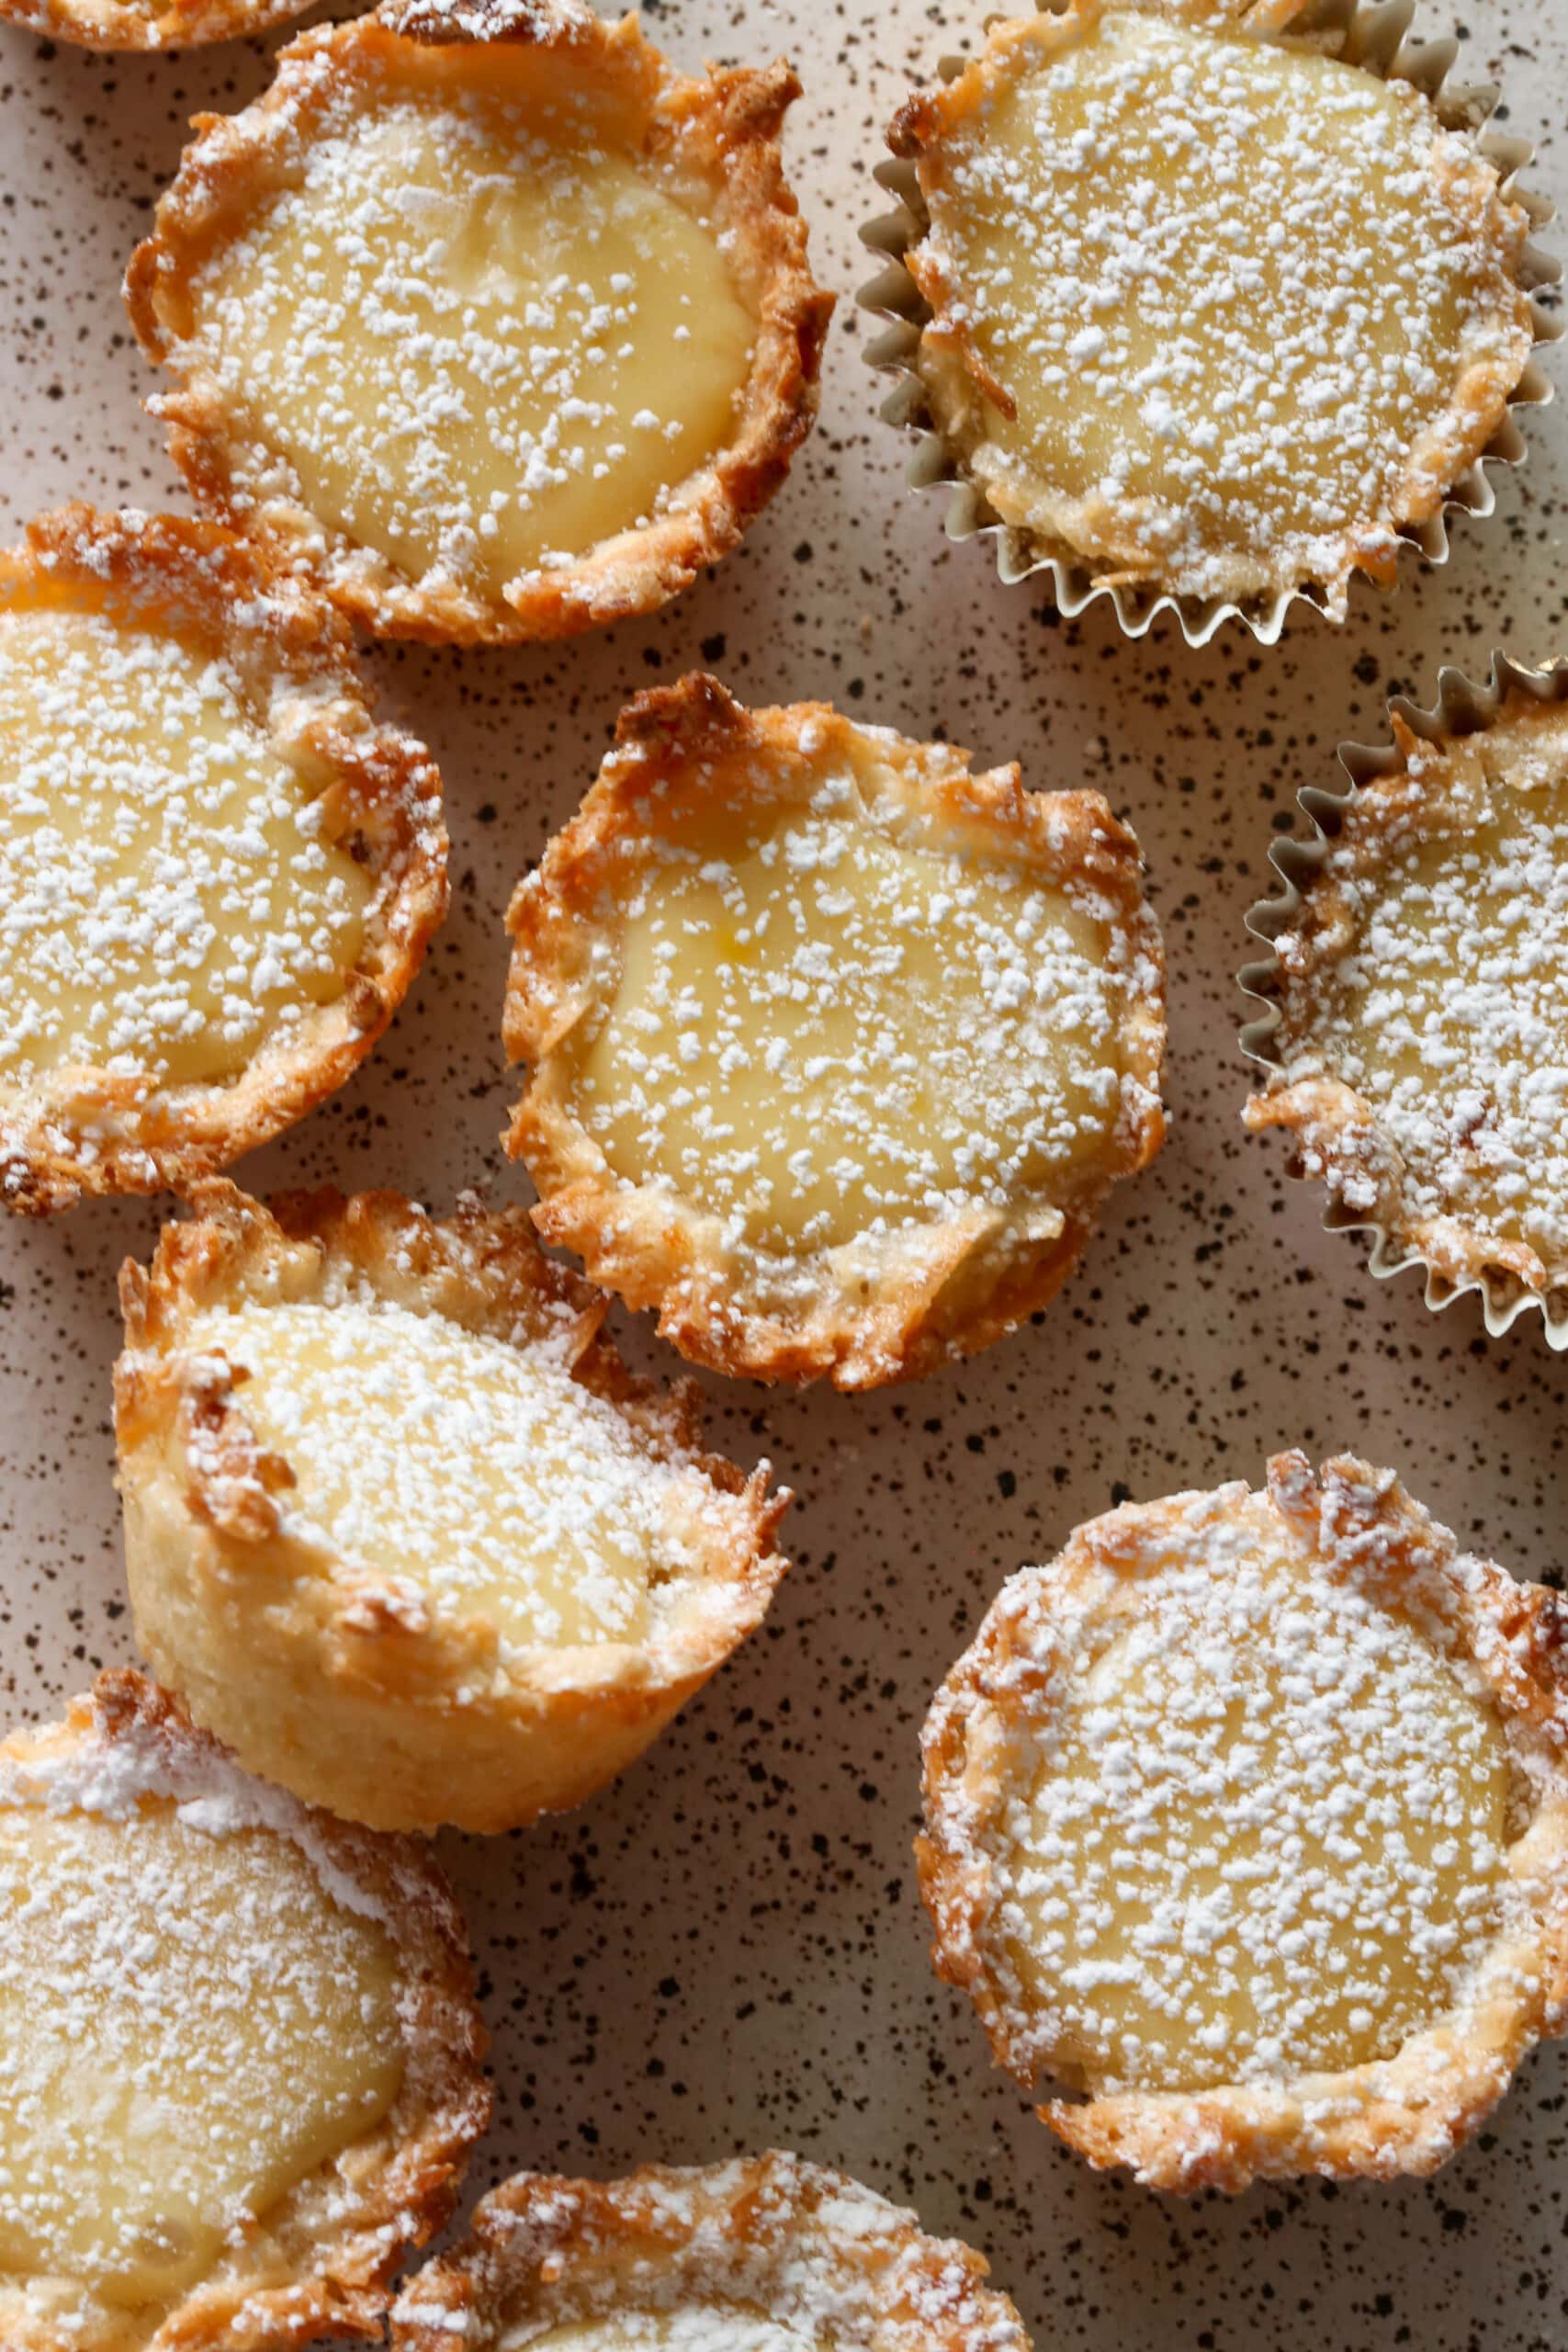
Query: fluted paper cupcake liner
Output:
[[858, 0, 1562, 648], [1239, 651, 1568, 1346]]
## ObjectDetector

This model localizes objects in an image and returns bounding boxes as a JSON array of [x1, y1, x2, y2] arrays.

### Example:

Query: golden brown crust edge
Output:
[[0, 0, 309, 54], [502, 673, 1167, 1391], [114, 1180, 789, 1834], [0, 505, 448, 1217], [0, 1668, 491, 2352], [389, 2154, 1032, 2351], [1244, 673, 1568, 1308], [123, 0, 835, 646], [881, 0, 1543, 625], [916, 1451, 1568, 2193]]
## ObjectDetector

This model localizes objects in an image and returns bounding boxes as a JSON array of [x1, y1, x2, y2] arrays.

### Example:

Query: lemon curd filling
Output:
[[1274, 704, 1568, 1264], [1001, 1547, 1512, 2095], [184, 1296, 684, 1647], [508, 2318, 826, 2352], [0, 1798, 401, 2307], [917, 10, 1523, 592], [187, 92, 757, 594], [0, 606, 369, 1089], [562, 778, 1127, 1255]]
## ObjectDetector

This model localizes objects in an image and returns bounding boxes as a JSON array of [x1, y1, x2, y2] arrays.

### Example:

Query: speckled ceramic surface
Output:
[[1, 4, 1566, 2346]]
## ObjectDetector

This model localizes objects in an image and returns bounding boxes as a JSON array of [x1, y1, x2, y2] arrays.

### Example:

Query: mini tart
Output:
[[879, 0, 1546, 626], [502, 674, 1166, 1390], [1245, 669, 1568, 1329], [114, 1180, 789, 1836], [918, 1451, 1568, 2192], [0, 0, 307, 54], [123, 0, 834, 646], [0, 506, 446, 1216], [0, 1668, 490, 2352], [389, 2154, 1032, 2351]]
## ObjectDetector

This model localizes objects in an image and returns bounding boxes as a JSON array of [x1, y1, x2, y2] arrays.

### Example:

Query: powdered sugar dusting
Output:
[[177, 79, 755, 598], [959, 1476, 1516, 2098], [378, 0, 592, 40], [0, 1685, 400, 1922], [912, 10, 1527, 604], [0, 1699, 403, 2304], [0, 606, 368, 1088], [1268, 702, 1568, 1267], [566, 758, 1145, 1264], [502, 2312, 820, 2349], [411, 2155, 1030, 2351], [182, 1294, 712, 1652]]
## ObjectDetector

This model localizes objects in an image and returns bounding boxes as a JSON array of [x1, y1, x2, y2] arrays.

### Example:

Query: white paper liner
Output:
[[858, 0, 1562, 647], [1239, 651, 1568, 1347]]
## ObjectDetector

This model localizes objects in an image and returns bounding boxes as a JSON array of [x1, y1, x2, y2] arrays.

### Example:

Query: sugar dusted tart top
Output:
[[125, 0, 834, 644], [885, 0, 1542, 622]]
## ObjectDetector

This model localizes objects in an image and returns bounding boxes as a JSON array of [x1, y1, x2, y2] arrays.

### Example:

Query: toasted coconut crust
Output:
[[114, 1181, 789, 1834], [0, 0, 309, 54], [389, 2154, 1032, 2351], [502, 673, 1166, 1391], [877, 0, 1547, 626], [917, 1451, 1568, 2193], [1243, 664, 1568, 1317], [0, 506, 447, 1217], [0, 1668, 491, 2352], [123, 0, 834, 646]]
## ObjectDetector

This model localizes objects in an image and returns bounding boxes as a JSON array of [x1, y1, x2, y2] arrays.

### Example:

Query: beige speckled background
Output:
[[2, 2, 1566, 2343]]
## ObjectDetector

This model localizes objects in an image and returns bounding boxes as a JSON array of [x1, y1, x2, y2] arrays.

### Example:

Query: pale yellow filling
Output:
[[564, 778, 1127, 1255], [511, 2316, 826, 2352], [1005, 1548, 1512, 2093], [184, 1295, 684, 1648], [0, 606, 369, 1088], [0, 1798, 400, 2306], [189, 95, 756, 594], [919, 12, 1520, 589], [1277, 705, 1568, 1261]]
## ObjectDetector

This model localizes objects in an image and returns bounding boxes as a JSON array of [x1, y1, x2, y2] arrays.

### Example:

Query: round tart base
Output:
[[114, 1182, 789, 1835], [919, 1452, 1568, 2192]]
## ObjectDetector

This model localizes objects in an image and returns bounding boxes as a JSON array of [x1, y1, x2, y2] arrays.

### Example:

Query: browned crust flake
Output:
[[389, 2154, 1032, 2350], [877, 0, 1544, 624], [0, 505, 448, 1216], [123, 0, 835, 645], [114, 1182, 789, 1834], [917, 1451, 1568, 2193], [0, 1668, 491, 2352], [502, 673, 1167, 1390]]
